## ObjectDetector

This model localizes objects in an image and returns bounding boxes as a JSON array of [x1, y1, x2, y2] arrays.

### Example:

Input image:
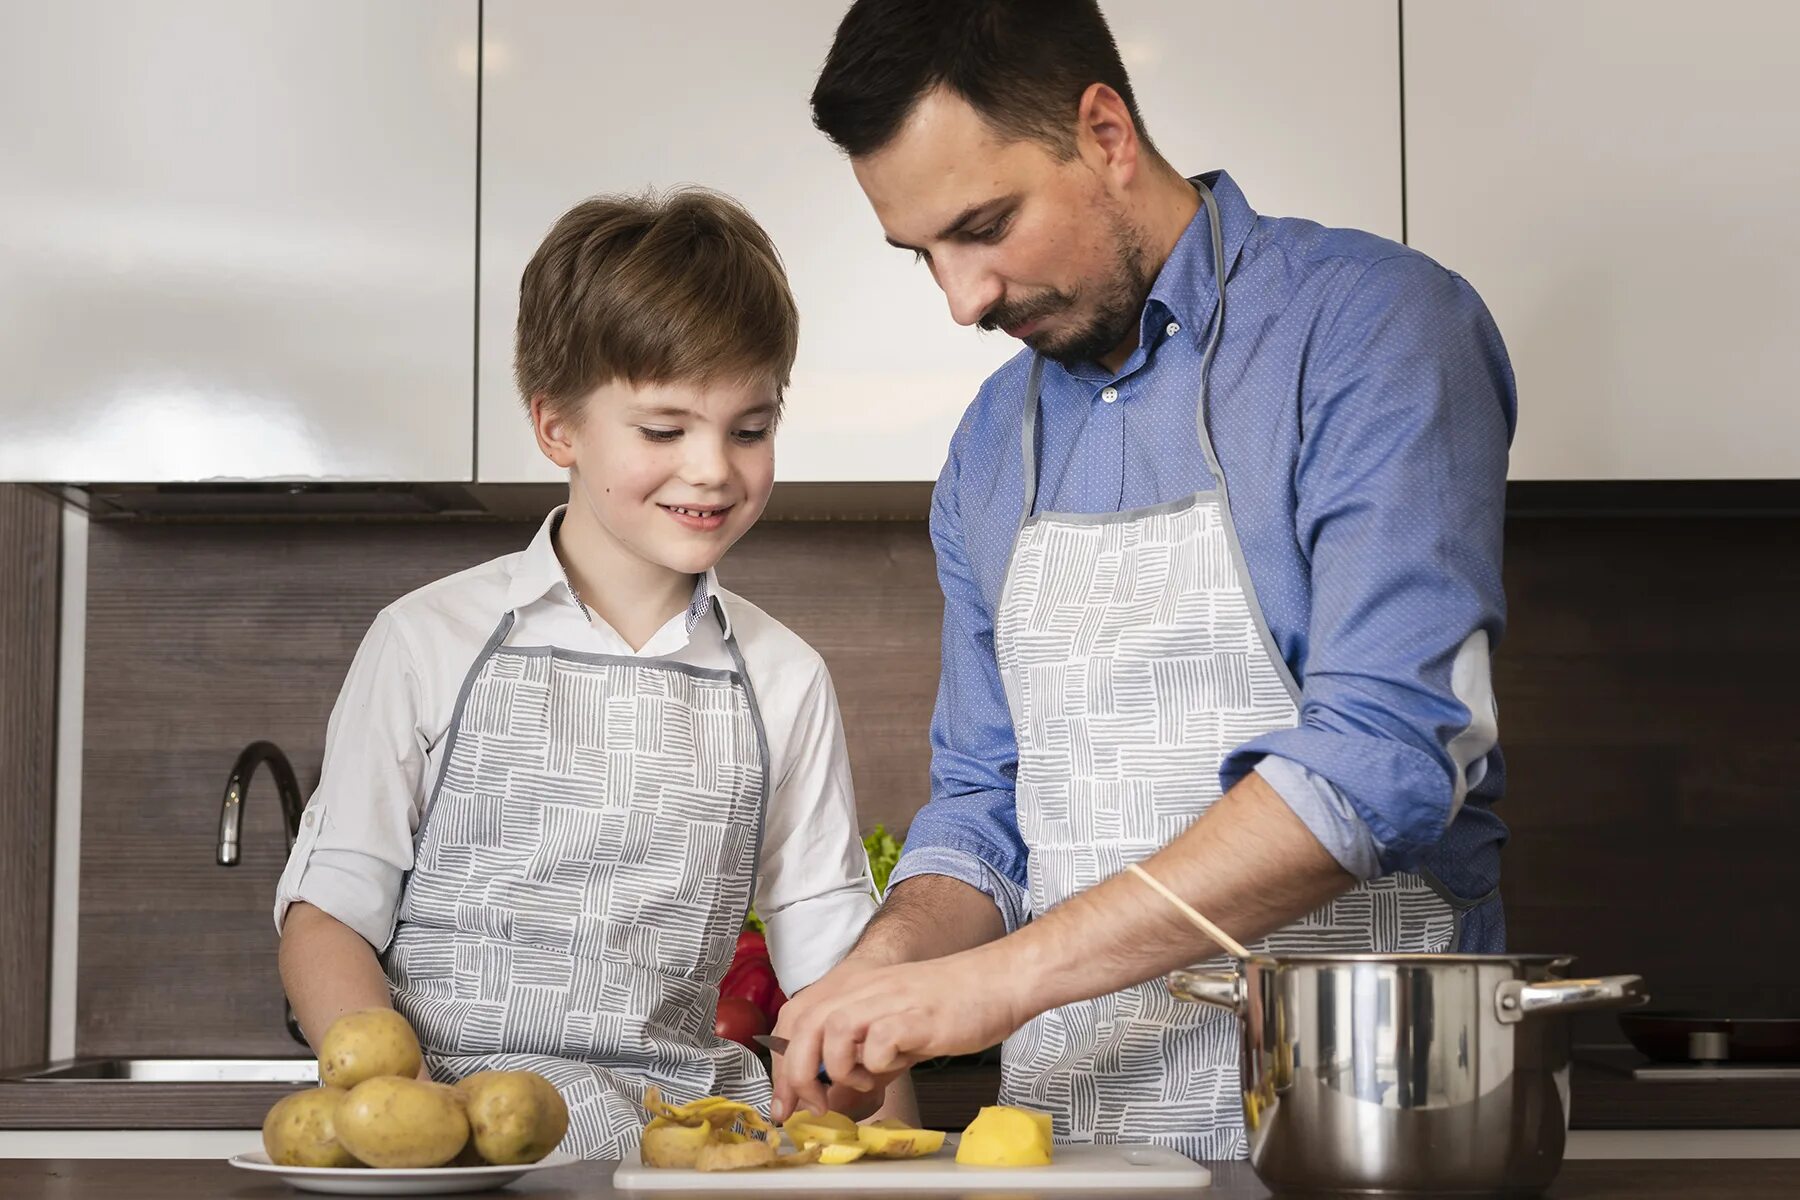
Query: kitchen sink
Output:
[[5, 1057, 317, 1083]]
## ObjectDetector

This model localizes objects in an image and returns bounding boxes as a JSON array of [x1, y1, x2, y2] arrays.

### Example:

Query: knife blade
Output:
[[752, 1034, 833, 1084]]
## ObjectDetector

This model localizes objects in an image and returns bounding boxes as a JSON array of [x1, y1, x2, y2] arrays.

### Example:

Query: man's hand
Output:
[[771, 949, 1022, 1122]]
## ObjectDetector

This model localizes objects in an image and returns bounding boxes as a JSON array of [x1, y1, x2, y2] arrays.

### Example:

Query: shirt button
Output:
[[1166, 321, 1181, 337], [304, 811, 316, 827], [1101, 386, 1119, 404]]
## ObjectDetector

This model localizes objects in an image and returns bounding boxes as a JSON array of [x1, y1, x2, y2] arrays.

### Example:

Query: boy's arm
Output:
[[278, 901, 395, 1051], [272, 609, 434, 1066], [281, 901, 432, 1080]]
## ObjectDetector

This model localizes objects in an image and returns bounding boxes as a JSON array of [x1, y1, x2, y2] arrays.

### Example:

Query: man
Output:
[[774, 0, 1514, 1160]]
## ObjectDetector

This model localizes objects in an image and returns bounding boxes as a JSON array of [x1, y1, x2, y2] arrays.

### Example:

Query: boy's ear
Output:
[[529, 394, 579, 470]]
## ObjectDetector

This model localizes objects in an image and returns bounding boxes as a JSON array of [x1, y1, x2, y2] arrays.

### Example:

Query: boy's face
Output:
[[535, 375, 778, 577]]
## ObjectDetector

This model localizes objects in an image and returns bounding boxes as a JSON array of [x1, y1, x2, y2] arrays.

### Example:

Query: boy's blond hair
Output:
[[515, 189, 799, 424]]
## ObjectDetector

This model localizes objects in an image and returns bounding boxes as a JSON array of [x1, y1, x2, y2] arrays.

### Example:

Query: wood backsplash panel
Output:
[[0, 486, 59, 1069], [79, 508, 1800, 1056], [78, 515, 940, 1055], [1495, 515, 1800, 1042]]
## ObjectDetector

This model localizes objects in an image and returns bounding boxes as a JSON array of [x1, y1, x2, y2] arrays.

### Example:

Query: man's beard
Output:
[[978, 208, 1155, 368]]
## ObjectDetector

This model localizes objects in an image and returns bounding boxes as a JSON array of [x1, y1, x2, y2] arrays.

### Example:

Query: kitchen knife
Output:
[[752, 1034, 833, 1084]]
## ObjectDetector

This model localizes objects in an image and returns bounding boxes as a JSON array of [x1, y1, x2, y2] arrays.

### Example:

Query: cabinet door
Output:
[[1406, 0, 1800, 479], [0, 1, 477, 483], [477, 1, 1403, 483]]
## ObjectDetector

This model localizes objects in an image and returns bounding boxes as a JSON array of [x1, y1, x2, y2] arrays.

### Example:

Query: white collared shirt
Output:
[[274, 507, 877, 994]]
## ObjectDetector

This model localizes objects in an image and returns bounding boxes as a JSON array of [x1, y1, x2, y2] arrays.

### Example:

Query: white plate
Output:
[[227, 1149, 581, 1195]]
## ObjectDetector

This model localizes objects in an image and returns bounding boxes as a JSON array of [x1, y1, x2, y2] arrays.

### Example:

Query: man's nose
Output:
[[938, 258, 1004, 328]]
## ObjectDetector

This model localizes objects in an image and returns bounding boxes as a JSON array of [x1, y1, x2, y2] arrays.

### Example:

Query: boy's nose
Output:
[[681, 437, 731, 485]]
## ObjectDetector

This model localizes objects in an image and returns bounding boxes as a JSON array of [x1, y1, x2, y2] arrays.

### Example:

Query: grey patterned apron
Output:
[[994, 183, 1456, 1161], [384, 604, 770, 1160]]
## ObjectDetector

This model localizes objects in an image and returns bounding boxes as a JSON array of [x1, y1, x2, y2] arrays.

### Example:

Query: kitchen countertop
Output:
[[6, 1156, 1800, 1199], [4, 1057, 1799, 1131]]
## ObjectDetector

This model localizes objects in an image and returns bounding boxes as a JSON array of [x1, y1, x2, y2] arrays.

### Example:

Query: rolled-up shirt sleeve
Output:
[[756, 662, 879, 994], [886, 435, 1032, 933], [273, 609, 429, 950], [1222, 254, 1514, 873]]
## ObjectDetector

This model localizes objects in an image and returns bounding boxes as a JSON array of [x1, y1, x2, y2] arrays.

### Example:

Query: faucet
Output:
[[215, 740, 311, 1048], [216, 740, 304, 865]]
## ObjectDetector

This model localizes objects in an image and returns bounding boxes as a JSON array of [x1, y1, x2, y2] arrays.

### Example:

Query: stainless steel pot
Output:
[[1168, 954, 1645, 1197]]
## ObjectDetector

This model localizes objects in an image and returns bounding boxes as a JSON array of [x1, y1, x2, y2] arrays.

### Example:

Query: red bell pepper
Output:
[[720, 929, 787, 1024]]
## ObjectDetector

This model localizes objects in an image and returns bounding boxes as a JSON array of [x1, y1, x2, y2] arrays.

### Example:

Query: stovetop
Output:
[[1578, 1044, 1800, 1081]]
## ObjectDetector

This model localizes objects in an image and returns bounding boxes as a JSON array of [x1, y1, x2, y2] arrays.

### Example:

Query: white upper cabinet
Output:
[[0, 1, 477, 483], [1406, 1, 1800, 480], [477, 1, 1403, 482]]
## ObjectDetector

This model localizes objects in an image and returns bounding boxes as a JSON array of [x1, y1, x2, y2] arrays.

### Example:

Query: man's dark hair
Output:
[[810, 0, 1155, 161]]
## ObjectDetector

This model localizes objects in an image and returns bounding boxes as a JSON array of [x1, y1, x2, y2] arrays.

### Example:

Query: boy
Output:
[[274, 189, 910, 1158]]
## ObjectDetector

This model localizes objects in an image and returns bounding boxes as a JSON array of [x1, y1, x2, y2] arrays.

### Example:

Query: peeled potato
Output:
[[640, 1116, 714, 1168], [955, 1105, 1054, 1167], [857, 1117, 947, 1159], [318, 1009, 423, 1090], [816, 1143, 867, 1165], [334, 1075, 470, 1169], [783, 1108, 858, 1147], [455, 1070, 569, 1164], [261, 1086, 360, 1168]]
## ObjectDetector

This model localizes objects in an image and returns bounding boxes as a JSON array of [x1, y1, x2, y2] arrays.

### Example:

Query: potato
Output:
[[782, 1108, 858, 1147], [318, 1009, 423, 1090], [261, 1086, 360, 1168], [816, 1143, 867, 1165], [334, 1075, 470, 1168], [955, 1105, 1054, 1167], [455, 1070, 569, 1165], [857, 1117, 946, 1159], [695, 1134, 777, 1171], [640, 1116, 714, 1168]]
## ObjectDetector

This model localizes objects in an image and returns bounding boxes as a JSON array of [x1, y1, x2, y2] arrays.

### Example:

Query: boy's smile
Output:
[[659, 502, 734, 533]]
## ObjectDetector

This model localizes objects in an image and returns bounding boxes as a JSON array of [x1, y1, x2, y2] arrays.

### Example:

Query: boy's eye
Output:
[[637, 427, 681, 443], [733, 427, 772, 444]]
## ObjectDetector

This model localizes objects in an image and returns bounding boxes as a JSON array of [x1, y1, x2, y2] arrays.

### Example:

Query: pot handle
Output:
[[1166, 969, 1246, 1015], [1495, 974, 1647, 1024]]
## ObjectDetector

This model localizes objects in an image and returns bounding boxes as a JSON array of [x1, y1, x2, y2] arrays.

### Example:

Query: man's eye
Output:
[[638, 427, 681, 443], [734, 427, 772, 444], [971, 217, 1009, 242]]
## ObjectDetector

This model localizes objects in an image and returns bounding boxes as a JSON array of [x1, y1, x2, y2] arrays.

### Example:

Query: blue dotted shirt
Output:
[[890, 171, 1516, 952]]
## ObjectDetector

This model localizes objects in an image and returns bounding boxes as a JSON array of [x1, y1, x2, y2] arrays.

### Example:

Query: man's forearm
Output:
[[848, 874, 1008, 967], [989, 771, 1355, 1020], [279, 901, 397, 1051]]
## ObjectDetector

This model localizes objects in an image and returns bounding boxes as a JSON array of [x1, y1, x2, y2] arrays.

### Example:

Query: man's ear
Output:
[[530, 393, 578, 470], [1077, 82, 1143, 188]]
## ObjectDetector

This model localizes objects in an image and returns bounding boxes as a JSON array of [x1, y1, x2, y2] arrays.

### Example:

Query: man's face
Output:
[[852, 88, 1153, 367]]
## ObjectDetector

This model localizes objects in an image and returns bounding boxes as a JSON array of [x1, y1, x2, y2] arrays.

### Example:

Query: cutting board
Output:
[[613, 1136, 1212, 1191]]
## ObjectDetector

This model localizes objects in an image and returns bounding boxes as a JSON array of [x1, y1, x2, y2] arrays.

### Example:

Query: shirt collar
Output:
[[1139, 170, 1257, 356], [504, 505, 731, 639]]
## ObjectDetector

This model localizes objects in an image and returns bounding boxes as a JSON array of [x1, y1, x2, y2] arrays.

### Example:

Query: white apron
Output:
[[384, 604, 770, 1159], [994, 182, 1457, 1160]]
